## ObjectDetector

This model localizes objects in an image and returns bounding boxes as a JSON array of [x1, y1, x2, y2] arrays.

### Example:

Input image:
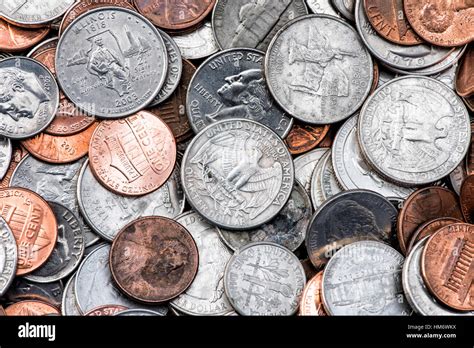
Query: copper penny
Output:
[[397, 187, 464, 255], [467, 122, 474, 175], [0, 145, 28, 189], [299, 271, 327, 316], [316, 125, 337, 148], [89, 111, 176, 196], [404, 0, 474, 47], [422, 223, 474, 311], [21, 123, 98, 164], [133, 0, 216, 30], [147, 59, 196, 143], [5, 300, 60, 316], [286, 123, 330, 155], [460, 175, 474, 223], [0, 187, 57, 276], [370, 60, 379, 94], [464, 95, 474, 112], [84, 305, 128, 316], [0, 18, 49, 52], [364, 0, 422, 45], [456, 45, 474, 97], [110, 217, 199, 304]]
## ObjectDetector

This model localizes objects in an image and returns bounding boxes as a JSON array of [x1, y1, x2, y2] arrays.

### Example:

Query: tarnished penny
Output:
[[456, 45, 474, 97], [397, 187, 464, 255], [286, 123, 330, 155], [299, 271, 327, 316], [110, 217, 199, 303], [370, 60, 379, 94], [422, 223, 474, 311], [89, 111, 176, 196], [84, 305, 128, 316], [5, 300, 60, 316], [0, 18, 49, 52], [461, 175, 474, 223], [0, 188, 57, 276]]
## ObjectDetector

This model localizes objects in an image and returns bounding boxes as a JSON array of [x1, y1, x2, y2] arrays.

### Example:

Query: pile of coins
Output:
[[0, 0, 472, 317]]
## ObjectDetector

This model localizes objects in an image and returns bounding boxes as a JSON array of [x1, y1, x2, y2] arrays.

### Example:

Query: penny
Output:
[[450, 161, 468, 195], [0, 18, 50, 52], [212, 0, 308, 51], [464, 96, 474, 112], [85, 305, 128, 316], [370, 60, 379, 93], [322, 241, 411, 315], [286, 123, 330, 155], [3, 278, 63, 308], [397, 187, 464, 255], [171, 21, 219, 60], [306, 189, 398, 269], [5, 300, 60, 316], [170, 211, 233, 316], [0, 217, 17, 296], [1, 0, 75, 27], [406, 218, 462, 254], [266, 14, 373, 124], [404, 0, 474, 47], [61, 274, 81, 316], [0, 57, 59, 139], [224, 242, 306, 316], [468, 122, 474, 175], [89, 111, 176, 196], [299, 271, 326, 316], [56, 7, 168, 118], [332, 0, 355, 21], [294, 148, 329, 194], [182, 119, 294, 230], [460, 175, 474, 223], [422, 223, 474, 311], [0, 136, 12, 182], [187, 48, 292, 138], [110, 217, 199, 304], [456, 45, 474, 97], [115, 309, 164, 316], [306, 0, 340, 17], [318, 153, 342, 201], [219, 182, 312, 252]]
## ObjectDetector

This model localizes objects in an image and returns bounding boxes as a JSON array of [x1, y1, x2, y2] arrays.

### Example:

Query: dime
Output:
[[224, 242, 306, 316], [0, 217, 17, 296], [319, 153, 342, 201], [115, 309, 164, 316], [212, 0, 308, 51], [266, 15, 373, 124], [450, 161, 468, 195], [286, 123, 330, 155], [0, 137, 11, 181], [306, 0, 340, 17], [1, 0, 75, 27], [421, 223, 474, 311], [5, 300, 60, 316], [294, 148, 329, 194], [171, 211, 233, 316], [406, 218, 462, 254], [171, 22, 219, 60], [182, 119, 294, 230], [0, 18, 49, 52], [0, 57, 59, 139], [187, 48, 292, 138], [306, 190, 398, 269], [56, 7, 168, 118], [322, 241, 411, 315], [460, 175, 474, 223], [219, 182, 312, 252], [89, 111, 176, 196], [110, 217, 199, 303], [332, 0, 355, 21], [404, 0, 474, 47], [61, 274, 81, 316], [299, 271, 326, 316], [456, 45, 474, 98], [85, 305, 128, 316], [3, 278, 63, 308]]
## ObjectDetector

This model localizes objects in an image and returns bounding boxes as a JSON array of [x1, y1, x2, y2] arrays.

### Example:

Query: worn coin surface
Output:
[[286, 123, 330, 155], [306, 0, 340, 17], [224, 242, 306, 316], [0, 217, 17, 297], [0, 18, 50, 52], [182, 119, 294, 230], [318, 153, 342, 201], [56, 7, 168, 118], [85, 305, 128, 316], [450, 161, 467, 195], [0, 137, 12, 181], [1, 0, 75, 27], [171, 21, 219, 60], [4, 278, 63, 309], [456, 45, 473, 98], [266, 15, 373, 124], [5, 300, 60, 316], [460, 175, 474, 223], [299, 271, 326, 316], [468, 122, 474, 175], [294, 148, 329, 194], [61, 274, 81, 316], [332, 0, 355, 21], [115, 309, 164, 316], [310, 151, 328, 209]]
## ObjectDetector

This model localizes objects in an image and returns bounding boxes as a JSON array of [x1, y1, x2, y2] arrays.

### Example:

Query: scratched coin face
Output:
[[171, 21, 219, 60], [0, 0, 76, 26], [0, 217, 17, 297]]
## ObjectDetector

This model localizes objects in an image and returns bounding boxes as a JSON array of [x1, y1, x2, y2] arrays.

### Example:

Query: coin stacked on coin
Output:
[[0, 0, 472, 317]]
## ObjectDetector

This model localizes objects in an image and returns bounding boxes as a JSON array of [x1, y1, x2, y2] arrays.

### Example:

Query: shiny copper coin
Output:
[[21, 123, 98, 164], [467, 122, 474, 175], [404, 0, 474, 47], [422, 223, 474, 311], [5, 300, 60, 316], [397, 187, 463, 255], [148, 59, 195, 143], [134, 0, 216, 30], [0, 188, 57, 275], [456, 45, 474, 97], [0, 18, 50, 52], [460, 175, 474, 223], [299, 271, 327, 316], [84, 305, 128, 316], [286, 123, 330, 155], [0, 145, 28, 189], [110, 217, 199, 304], [364, 0, 422, 45], [89, 111, 176, 196]]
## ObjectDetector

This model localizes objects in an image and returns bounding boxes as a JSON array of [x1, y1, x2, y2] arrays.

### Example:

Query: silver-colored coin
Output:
[[310, 151, 328, 209], [449, 161, 467, 196], [322, 241, 411, 315], [171, 21, 219, 60], [0, 57, 58, 139], [149, 30, 182, 107], [294, 148, 329, 195], [332, 116, 415, 199], [25, 202, 85, 284], [358, 76, 471, 186], [0, 136, 11, 180], [319, 153, 342, 201], [0, 217, 17, 296], [224, 242, 306, 316], [219, 182, 312, 252], [187, 48, 292, 138], [74, 244, 168, 315], [0, 52, 12, 60], [331, 0, 354, 21], [61, 274, 81, 316], [10, 155, 99, 247], [306, 0, 340, 17], [182, 119, 294, 230], [77, 159, 185, 242], [115, 309, 164, 316], [170, 211, 233, 316], [3, 278, 64, 308], [1, 0, 75, 26], [212, 0, 308, 52], [56, 7, 168, 118], [266, 14, 373, 124]]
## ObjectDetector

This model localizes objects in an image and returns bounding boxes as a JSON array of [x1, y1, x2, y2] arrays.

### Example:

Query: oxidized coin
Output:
[[110, 217, 199, 303], [61, 274, 81, 316], [299, 271, 326, 316], [358, 76, 471, 186], [306, 190, 398, 269], [25, 202, 84, 283], [286, 123, 330, 155], [306, 0, 340, 17], [0, 137, 12, 181], [85, 305, 128, 316], [422, 223, 474, 311], [322, 241, 411, 315], [0, 18, 49, 52], [115, 309, 163, 316], [456, 45, 474, 98], [4, 278, 63, 309], [266, 14, 373, 124], [294, 148, 329, 194], [397, 187, 463, 254], [406, 218, 462, 254], [0, 57, 59, 139], [332, 0, 355, 21], [224, 242, 306, 316], [171, 21, 219, 60], [212, 0, 308, 51], [219, 182, 312, 252], [0, 188, 57, 276], [171, 211, 233, 316], [182, 119, 294, 230], [460, 175, 474, 223], [404, 0, 474, 47], [5, 300, 60, 316], [187, 48, 292, 138], [1, 0, 75, 27], [56, 7, 168, 118], [0, 217, 17, 296], [89, 111, 176, 196]]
